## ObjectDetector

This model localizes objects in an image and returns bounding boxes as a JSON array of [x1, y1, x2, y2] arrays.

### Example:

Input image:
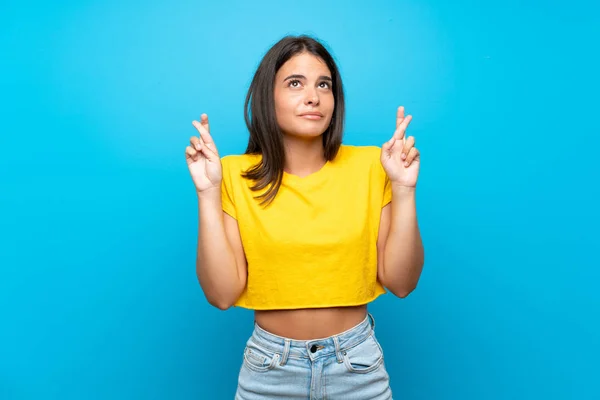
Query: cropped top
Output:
[[220, 144, 392, 310]]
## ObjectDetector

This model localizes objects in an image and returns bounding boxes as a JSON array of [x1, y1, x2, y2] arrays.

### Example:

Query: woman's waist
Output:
[[253, 305, 368, 340]]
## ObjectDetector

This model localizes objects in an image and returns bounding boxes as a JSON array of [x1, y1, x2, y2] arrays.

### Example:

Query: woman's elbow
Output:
[[210, 300, 233, 310], [394, 285, 417, 298]]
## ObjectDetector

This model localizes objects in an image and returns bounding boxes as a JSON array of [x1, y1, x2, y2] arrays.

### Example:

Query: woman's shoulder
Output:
[[221, 152, 261, 171], [335, 144, 387, 181], [336, 144, 382, 163]]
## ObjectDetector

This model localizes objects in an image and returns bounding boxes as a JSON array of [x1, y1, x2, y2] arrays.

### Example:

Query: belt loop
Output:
[[368, 312, 376, 331], [333, 336, 344, 363], [280, 339, 291, 366]]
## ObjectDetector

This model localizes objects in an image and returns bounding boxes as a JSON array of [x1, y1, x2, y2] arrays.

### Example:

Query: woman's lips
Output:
[[298, 114, 323, 120]]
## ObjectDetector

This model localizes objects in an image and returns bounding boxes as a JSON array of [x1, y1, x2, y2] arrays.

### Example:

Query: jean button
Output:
[[310, 344, 318, 353]]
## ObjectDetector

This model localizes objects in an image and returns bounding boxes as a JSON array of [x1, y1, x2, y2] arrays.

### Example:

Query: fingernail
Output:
[[401, 153, 406, 159], [196, 144, 201, 150], [404, 162, 409, 167]]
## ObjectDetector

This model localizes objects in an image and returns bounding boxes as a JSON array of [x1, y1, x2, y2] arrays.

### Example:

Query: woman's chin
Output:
[[286, 125, 328, 139]]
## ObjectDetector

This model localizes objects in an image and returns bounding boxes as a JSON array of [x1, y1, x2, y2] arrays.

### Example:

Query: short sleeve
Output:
[[220, 156, 237, 219], [371, 146, 392, 208], [382, 174, 392, 207]]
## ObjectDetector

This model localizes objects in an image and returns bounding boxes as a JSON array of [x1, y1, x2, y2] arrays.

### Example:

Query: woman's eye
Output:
[[287, 80, 330, 89]]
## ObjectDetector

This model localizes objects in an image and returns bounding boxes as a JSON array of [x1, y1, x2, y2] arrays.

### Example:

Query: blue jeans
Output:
[[235, 313, 393, 399]]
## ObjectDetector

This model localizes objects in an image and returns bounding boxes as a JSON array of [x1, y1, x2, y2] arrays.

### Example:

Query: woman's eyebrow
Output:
[[284, 74, 332, 81]]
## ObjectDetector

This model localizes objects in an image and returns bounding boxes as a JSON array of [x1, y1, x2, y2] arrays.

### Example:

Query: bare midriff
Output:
[[253, 305, 368, 340]]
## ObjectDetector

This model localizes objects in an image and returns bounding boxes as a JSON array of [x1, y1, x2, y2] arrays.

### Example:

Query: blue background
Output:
[[1, 0, 599, 399]]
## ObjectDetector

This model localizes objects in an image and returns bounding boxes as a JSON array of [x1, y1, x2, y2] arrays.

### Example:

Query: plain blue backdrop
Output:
[[1, 0, 599, 399]]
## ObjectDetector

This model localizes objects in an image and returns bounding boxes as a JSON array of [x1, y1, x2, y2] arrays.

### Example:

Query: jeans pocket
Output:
[[243, 341, 280, 373], [342, 334, 385, 374]]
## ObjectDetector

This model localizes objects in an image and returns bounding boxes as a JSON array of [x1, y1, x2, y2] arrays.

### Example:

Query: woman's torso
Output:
[[221, 145, 390, 337]]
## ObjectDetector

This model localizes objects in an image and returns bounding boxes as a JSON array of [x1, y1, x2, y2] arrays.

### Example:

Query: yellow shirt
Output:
[[220, 144, 392, 310]]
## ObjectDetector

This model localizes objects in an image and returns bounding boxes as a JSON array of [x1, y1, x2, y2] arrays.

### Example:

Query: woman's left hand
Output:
[[381, 106, 420, 188]]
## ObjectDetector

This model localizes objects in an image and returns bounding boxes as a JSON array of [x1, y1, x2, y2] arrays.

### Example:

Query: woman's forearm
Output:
[[382, 185, 425, 297], [196, 190, 243, 309]]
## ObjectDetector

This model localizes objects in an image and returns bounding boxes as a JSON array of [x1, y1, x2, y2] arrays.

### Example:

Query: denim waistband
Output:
[[249, 312, 376, 364]]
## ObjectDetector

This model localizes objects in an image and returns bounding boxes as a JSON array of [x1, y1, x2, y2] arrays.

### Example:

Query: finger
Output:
[[200, 113, 210, 134], [191, 122, 207, 144], [194, 118, 212, 144], [393, 114, 413, 141], [185, 145, 200, 162], [382, 138, 394, 153], [401, 136, 415, 160], [396, 106, 405, 129], [192, 120, 218, 155], [197, 140, 219, 162], [190, 136, 202, 151], [404, 147, 419, 167], [385, 133, 403, 152]]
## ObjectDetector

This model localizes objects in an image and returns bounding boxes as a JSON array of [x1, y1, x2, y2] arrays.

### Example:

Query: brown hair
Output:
[[242, 35, 346, 205]]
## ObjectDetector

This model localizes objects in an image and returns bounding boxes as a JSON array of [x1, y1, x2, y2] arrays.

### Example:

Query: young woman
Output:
[[185, 35, 424, 399]]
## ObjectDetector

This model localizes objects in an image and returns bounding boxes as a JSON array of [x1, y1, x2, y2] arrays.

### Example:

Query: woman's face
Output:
[[274, 52, 335, 140]]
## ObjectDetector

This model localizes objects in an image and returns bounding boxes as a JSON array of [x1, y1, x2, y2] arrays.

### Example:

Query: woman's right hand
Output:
[[186, 114, 222, 195]]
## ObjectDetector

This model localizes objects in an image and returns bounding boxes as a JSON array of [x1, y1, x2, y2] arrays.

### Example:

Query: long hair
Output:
[[242, 35, 345, 206]]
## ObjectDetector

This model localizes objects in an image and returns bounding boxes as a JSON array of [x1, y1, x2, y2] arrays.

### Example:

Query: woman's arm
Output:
[[376, 186, 424, 298], [377, 106, 424, 298], [187, 114, 247, 310], [196, 190, 248, 310]]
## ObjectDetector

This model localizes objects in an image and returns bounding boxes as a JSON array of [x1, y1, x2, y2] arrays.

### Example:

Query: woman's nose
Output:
[[305, 91, 319, 105]]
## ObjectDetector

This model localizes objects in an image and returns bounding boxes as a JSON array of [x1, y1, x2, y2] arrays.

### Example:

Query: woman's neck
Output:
[[282, 136, 326, 178]]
